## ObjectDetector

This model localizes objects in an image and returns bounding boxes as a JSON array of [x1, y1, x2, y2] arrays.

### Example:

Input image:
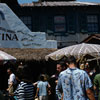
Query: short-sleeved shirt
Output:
[[14, 81, 34, 100], [8, 73, 16, 85], [94, 74, 100, 90], [37, 81, 48, 96], [56, 68, 92, 100]]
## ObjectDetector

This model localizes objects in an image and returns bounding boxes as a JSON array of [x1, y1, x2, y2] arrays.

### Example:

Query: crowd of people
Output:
[[0, 56, 100, 100]]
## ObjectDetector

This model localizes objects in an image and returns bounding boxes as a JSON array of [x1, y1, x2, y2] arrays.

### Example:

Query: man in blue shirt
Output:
[[56, 56, 95, 100]]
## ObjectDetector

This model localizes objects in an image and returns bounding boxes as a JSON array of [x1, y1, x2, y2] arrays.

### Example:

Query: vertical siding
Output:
[[15, 6, 100, 48]]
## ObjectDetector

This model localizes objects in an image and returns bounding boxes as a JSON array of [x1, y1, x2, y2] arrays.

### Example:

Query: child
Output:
[[35, 75, 51, 100]]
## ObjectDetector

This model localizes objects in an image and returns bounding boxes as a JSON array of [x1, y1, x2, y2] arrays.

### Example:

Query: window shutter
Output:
[[79, 14, 87, 33], [68, 14, 75, 34], [47, 16, 54, 34]]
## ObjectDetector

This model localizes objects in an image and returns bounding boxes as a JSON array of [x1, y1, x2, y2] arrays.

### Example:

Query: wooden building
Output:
[[1, 0, 100, 48]]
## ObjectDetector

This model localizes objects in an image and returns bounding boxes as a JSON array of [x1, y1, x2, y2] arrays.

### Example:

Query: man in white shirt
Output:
[[7, 68, 16, 94]]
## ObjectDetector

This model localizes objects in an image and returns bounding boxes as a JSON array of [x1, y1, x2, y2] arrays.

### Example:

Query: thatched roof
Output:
[[0, 48, 57, 60]]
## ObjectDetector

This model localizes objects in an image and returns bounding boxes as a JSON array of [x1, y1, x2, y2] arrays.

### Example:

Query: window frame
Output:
[[87, 14, 99, 33], [54, 16, 66, 34]]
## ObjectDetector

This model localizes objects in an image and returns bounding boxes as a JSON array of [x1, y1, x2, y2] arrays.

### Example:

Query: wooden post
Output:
[[96, 57, 100, 71]]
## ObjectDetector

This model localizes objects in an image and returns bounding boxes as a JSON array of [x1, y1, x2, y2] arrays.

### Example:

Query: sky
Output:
[[18, 0, 100, 4]]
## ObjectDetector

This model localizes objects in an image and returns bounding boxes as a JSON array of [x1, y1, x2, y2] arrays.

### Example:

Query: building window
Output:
[[54, 16, 66, 33], [87, 15, 98, 32], [20, 16, 32, 30]]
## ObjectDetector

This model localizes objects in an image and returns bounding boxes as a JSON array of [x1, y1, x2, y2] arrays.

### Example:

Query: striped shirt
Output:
[[14, 81, 34, 100]]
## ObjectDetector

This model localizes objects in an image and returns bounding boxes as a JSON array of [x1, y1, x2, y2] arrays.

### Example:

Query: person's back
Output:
[[56, 56, 95, 100], [14, 64, 34, 100], [14, 81, 34, 100], [36, 75, 50, 100], [37, 81, 48, 96], [56, 68, 92, 100]]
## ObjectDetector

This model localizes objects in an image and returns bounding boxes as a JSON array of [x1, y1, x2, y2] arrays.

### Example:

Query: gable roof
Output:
[[20, 1, 100, 7], [81, 34, 100, 44]]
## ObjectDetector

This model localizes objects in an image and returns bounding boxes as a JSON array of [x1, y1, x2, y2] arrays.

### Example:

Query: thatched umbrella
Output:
[[45, 43, 100, 61], [0, 50, 16, 60]]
